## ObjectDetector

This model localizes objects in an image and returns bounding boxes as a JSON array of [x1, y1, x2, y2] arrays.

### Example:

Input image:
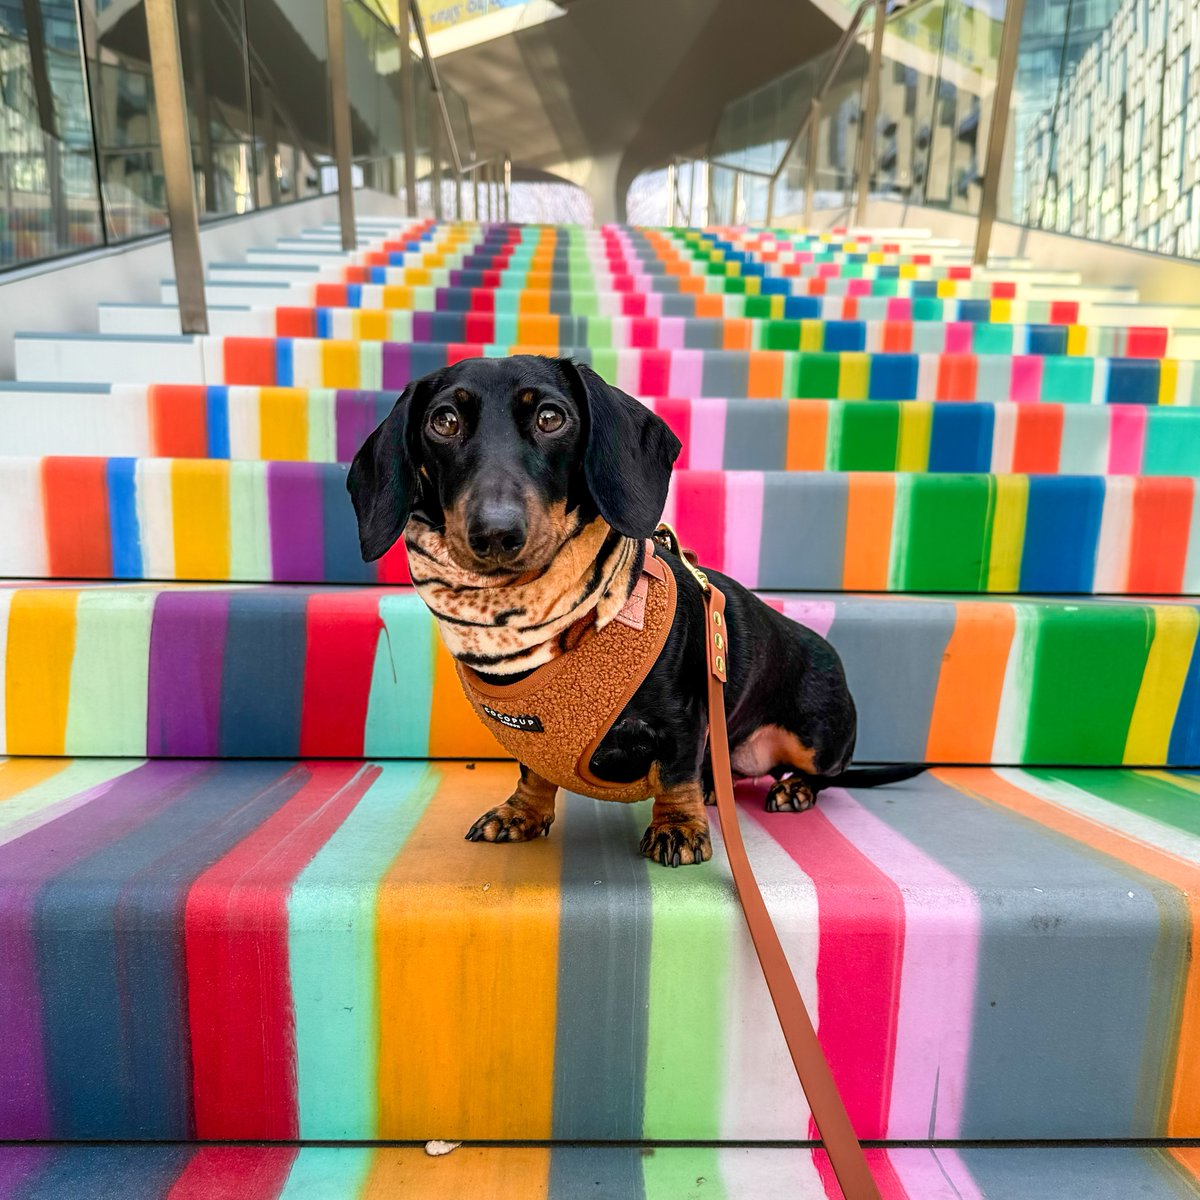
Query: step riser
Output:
[[6, 389, 1200, 476], [1, 590, 1195, 764], [96, 305, 1176, 359], [2, 761, 1200, 1141], [14, 336, 1190, 405]]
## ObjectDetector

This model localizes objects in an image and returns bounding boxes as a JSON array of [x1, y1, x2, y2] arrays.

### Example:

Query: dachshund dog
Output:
[[348, 355, 918, 867]]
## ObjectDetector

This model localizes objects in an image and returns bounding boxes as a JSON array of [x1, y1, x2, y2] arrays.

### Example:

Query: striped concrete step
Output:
[[8, 1143, 1200, 1197], [4, 759, 1200, 1141], [1, 585, 1195, 764], [95, 303, 1182, 359], [14, 335, 1192, 407], [6, 387, 1200, 477], [5, 457, 1199, 595]]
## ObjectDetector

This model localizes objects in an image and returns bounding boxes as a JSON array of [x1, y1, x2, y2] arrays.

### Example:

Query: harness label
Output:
[[481, 703, 544, 733]]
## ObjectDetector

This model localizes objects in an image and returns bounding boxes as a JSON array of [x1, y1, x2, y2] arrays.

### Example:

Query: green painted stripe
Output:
[[229, 461, 270, 580], [643, 1147, 727, 1198], [797, 352, 840, 399], [308, 389, 336, 463], [0, 759, 137, 840], [835, 402, 900, 471], [1023, 606, 1153, 764], [288, 763, 439, 1138], [363, 595, 435, 758], [896, 475, 992, 592], [1036, 769, 1200, 838], [277, 1146, 374, 1198]]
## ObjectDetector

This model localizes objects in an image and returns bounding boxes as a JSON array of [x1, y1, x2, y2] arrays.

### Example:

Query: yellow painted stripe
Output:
[[837, 352, 870, 400], [5, 590, 78, 755], [171, 460, 231, 580], [899, 263, 917, 280], [0, 758, 67, 802], [987, 474, 1028, 592], [743, 275, 760, 295], [376, 763, 561, 1138], [897, 401, 932, 471], [323, 342, 360, 388], [770, 294, 786, 318], [381, 286, 412, 308], [1161, 358, 1179, 406], [936, 279, 957, 299], [1066, 325, 1088, 356], [259, 388, 308, 461], [1144, 769, 1200, 797], [799, 320, 823, 352], [428, 632, 507, 759], [362, 1146, 550, 1198], [358, 310, 390, 343], [1124, 605, 1200, 765], [406, 268, 432, 286], [991, 298, 1012, 323]]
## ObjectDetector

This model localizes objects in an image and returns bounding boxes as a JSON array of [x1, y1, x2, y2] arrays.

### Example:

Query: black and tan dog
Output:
[[348, 355, 918, 867]]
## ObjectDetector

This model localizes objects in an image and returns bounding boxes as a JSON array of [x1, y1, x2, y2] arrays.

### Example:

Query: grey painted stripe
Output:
[[758, 474, 847, 590], [549, 1146, 645, 1200], [551, 794, 651, 1139], [0, 382, 111, 393], [860, 775, 1183, 1138], [14, 333, 196, 344], [701, 352, 749, 399], [824, 597, 955, 760], [723, 400, 788, 470], [208, 261, 321, 272], [956, 1147, 1195, 1199]]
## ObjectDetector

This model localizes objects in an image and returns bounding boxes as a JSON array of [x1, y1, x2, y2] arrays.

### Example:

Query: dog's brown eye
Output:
[[536, 406, 565, 434], [429, 407, 461, 438]]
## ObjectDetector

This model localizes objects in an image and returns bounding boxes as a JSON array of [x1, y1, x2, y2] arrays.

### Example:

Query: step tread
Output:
[[3, 760, 1200, 1142], [2, 1143, 1199, 1197]]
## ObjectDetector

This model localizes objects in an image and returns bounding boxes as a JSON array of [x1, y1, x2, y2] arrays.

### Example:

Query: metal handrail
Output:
[[408, 0, 475, 178]]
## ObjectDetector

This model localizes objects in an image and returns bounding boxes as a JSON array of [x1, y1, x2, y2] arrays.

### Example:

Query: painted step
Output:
[[7, 386, 1200, 478], [8, 1145, 1200, 1199], [11, 1137, 1200, 1195], [15, 335, 1193, 408], [0, 585, 1195, 765], [95, 303, 1181, 360], [4, 760, 1200, 1140], [6, 457, 1200, 595]]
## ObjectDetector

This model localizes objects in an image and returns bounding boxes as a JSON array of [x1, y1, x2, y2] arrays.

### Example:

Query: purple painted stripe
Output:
[[335, 391, 384, 464], [0, 761, 204, 1137], [381, 342, 412, 390], [0, 1146, 52, 1198], [147, 592, 231, 756], [268, 462, 327, 582]]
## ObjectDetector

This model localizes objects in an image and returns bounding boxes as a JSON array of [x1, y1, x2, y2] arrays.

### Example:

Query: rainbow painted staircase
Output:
[[5, 219, 1200, 1198]]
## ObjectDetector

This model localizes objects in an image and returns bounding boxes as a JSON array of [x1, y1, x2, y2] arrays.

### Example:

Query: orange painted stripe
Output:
[[947, 768, 1200, 1136], [171, 460, 231, 580], [518, 291, 552, 315], [362, 1147, 551, 1199], [259, 389, 308, 461], [0, 758, 67, 801], [149, 385, 208, 457], [42, 458, 111, 578], [1011, 405, 1063, 473], [679, 275, 705, 295], [1127, 478, 1193, 594], [881, 321, 912, 353], [5, 589, 78, 756], [842, 473, 895, 590], [428, 630, 507, 759], [223, 339, 277, 386], [786, 399, 829, 470], [518, 314, 560, 346], [925, 602, 1016, 761], [375, 764, 561, 1138], [1168, 1148, 1200, 1184], [936, 354, 978, 401], [747, 350, 784, 399], [722, 318, 752, 351], [694, 294, 724, 319]]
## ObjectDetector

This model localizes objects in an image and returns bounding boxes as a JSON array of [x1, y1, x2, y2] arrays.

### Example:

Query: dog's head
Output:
[[347, 355, 682, 574]]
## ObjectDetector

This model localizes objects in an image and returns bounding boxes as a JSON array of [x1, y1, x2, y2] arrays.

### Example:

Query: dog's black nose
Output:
[[467, 500, 527, 561]]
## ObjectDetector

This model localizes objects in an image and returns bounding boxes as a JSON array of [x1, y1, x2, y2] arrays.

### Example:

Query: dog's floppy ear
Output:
[[562, 360, 682, 539], [346, 381, 425, 562]]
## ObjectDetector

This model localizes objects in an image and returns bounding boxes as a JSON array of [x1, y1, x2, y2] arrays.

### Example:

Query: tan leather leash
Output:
[[656, 525, 881, 1200]]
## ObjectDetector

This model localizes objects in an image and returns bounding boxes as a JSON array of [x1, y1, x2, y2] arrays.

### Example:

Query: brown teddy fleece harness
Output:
[[457, 542, 677, 800], [453, 525, 878, 1200]]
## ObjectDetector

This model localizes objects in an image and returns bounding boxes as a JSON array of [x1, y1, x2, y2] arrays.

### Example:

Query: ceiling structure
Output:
[[432, 0, 843, 219]]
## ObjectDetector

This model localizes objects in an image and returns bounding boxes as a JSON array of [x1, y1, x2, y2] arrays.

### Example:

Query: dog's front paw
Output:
[[765, 778, 816, 813], [640, 817, 712, 868], [465, 801, 554, 843]]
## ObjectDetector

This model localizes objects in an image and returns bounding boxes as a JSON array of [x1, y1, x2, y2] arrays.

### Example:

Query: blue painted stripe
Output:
[[275, 339, 294, 387], [106, 458, 142, 579], [1019, 476, 1103, 592], [929, 403, 993, 473], [205, 387, 230, 458]]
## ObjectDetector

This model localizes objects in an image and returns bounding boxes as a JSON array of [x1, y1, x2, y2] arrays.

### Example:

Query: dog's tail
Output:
[[812, 764, 925, 792]]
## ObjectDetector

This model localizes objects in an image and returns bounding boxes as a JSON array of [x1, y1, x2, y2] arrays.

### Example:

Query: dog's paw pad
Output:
[[639, 819, 712, 868], [465, 802, 553, 843], [765, 779, 816, 814]]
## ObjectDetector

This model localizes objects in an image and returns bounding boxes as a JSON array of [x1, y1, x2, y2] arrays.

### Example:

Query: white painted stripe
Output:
[[916, 352, 939, 401], [1094, 476, 1133, 592], [716, 1147, 828, 1198], [226, 387, 262, 459], [990, 402, 1016, 472], [135, 459, 175, 579], [291, 340, 323, 389], [0, 458, 48, 577], [992, 605, 1037, 763]]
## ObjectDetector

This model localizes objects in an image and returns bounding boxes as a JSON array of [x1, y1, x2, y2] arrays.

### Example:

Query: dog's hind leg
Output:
[[465, 764, 559, 843], [640, 780, 712, 868]]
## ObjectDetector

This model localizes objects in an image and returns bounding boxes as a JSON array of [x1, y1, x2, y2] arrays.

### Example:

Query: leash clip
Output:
[[653, 522, 710, 593]]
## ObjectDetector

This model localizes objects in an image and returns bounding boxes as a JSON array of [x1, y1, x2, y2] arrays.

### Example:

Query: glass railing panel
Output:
[[0, 1, 105, 268]]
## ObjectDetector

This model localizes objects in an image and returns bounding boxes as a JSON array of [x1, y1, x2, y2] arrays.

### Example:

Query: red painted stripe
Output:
[[166, 1146, 298, 1200], [672, 471, 725, 570], [1125, 326, 1169, 358], [185, 763, 379, 1139], [639, 349, 672, 397], [1011, 404, 1064, 473], [936, 354, 977, 401], [621, 293, 647, 317], [376, 541, 412, 585], [1049, 300, 1079, 325], [747, 794, 904, 1140], [881, 321, 911, 354], [446, 342, 484, 364], [276, 308, 317, 338], [469, 289, 495, 313], [1127, 477, 1193, 594], [314, 284, 348, 307], [150, 385, 208, 457], [654, 398, 693, 468], [343, 266, 369, 284], [299, 592, 384, 756], [814, 1148, 910, 1199], [465, 312, 495, 342], [42, 457, 112, 578], [224, 339, 277, 386], [992, 281, 1017, 299]]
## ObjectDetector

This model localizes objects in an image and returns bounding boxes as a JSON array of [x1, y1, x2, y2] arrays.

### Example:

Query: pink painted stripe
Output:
[[658, 317, 686, 350], [723, 471, 763, 587], [778, 598, 836, 640], [1108, 405, 1147, 475], [670, 471, 725, 571], [748, 800, 905, 1139], [669, 348, 704, 399], [1011, 355, 1044, 403], [888, 1148, 985, 1200], [944, 322, 973, 353], [689, 398, 727, 470], [820, 789, 981, 1139]]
